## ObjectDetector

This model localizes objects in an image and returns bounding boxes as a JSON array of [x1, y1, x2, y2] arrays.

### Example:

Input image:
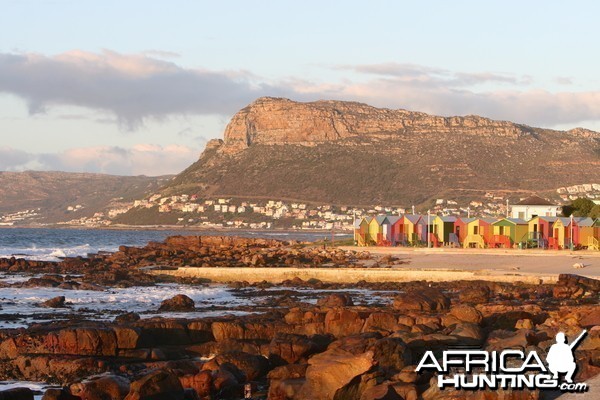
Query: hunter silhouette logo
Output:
[[547, 330, 587, 383], [416, 329, 588, 393]]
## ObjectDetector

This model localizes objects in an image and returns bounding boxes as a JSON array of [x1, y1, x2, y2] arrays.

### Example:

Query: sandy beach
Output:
[[340, 246, 600, 277]]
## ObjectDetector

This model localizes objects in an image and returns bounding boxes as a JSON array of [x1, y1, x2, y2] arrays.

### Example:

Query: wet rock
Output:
[[41, 296, 66, 308], [158, 294, 195, 312], [317, 293, 354, 307], [114, 312, 141, 323], [392, 288, 450, 311], [0, 388, 34, 400]]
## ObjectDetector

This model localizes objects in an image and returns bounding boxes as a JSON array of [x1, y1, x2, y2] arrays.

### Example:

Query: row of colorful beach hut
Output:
[[355, 215, 600, 250]]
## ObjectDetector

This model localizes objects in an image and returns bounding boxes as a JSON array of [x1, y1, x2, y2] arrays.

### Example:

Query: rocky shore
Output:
[[0, 236, 598, 399]]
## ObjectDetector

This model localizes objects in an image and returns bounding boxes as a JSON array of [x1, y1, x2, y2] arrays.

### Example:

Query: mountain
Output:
[[0, 171, 171, 223], [160, 97, 600, 207]]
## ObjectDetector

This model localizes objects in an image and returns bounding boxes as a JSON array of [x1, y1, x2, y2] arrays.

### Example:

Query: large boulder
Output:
[[0, 388, 34, 400], [459, 286, 491, 304], [158, 295, 195, 312], [296, 347, 375, 400], [41, 296, 66, 308], [553, 274, 600, 299], [268, 333, 324, 364], [449, 304, 483, 324], [70, 375, 130, 400], [324, 309, 365, 337], [317, 293, 354, 308], [213, 351, 269, 382], [124, 369, 184, 400], [179, 370, 212, 398], [392, 289, 450, 312]]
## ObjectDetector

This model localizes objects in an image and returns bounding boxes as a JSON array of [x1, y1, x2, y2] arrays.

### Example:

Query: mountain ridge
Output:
[[162, 97, 600, 207], [0, 171, 171, 223]]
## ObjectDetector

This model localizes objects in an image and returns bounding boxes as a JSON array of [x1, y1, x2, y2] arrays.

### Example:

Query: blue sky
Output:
[[1, 1, 599, 175]]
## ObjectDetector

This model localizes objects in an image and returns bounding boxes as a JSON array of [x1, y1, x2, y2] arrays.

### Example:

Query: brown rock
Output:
[[392, 288, 450, 312], [49, 327, 118, 356], [449, 304, 483, 324], [70, 374, 130, 400], [450, 323, 485, 345], [114, 312, 141, 323], [179, 370, 212, 398], [41, 296, 66, 308], [124, 369, 184, 400], [158, 295, 195, 312], [0, 388, 33, 400], [296, 347, 375, 400], [268, 333, 322, 364], [363, 312, 400, 334], [324, 309, 365, 337], [459, 286, 491, 303], [213, 351, 269, 382], [41, 388, 79, 400], [317, 293, 354, 307]]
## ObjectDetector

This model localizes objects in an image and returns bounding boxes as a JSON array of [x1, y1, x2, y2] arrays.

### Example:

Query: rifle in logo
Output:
[[546, 330, 587, 383]]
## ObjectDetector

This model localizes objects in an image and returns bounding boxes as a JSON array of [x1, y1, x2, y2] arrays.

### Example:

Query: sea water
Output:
[[0, 228, 350, 261], [0, 228, 355, 393]]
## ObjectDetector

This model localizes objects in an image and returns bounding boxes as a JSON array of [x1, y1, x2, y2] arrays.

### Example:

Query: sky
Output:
[[1, 1, 600, 176]]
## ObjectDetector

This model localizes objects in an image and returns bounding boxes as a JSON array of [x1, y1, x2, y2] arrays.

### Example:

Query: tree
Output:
[[590, 204, 600, 219], [564, 198, 595, 217]]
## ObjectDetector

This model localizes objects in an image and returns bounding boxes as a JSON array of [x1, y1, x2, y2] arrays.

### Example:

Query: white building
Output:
[[510, 195, 561, 220]]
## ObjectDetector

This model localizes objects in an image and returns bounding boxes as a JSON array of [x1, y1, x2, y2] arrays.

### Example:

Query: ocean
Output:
[[0, 227, 351, 261], [0, 227, 355, 395]]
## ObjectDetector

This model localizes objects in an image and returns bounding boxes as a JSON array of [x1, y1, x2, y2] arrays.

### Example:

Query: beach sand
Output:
[[339, 246, 600, 278]]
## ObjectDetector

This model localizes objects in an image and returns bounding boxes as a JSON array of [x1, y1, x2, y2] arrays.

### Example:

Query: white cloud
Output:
[[1, 51, 600, 132], [0, 50, 291, 129], [2, 144, 199, 176]]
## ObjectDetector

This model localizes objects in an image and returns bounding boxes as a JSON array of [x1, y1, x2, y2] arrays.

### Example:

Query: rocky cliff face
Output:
[[221, 97, 533, 153], [164, 97, 600, 206]]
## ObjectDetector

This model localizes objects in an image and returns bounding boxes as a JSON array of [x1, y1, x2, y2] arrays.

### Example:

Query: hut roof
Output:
[[386, 216, 401, 225], [375, 215, 388, 225], [577, 217, 595, 227], [439, 216, 457, 222], [404, 214, 422, 224]]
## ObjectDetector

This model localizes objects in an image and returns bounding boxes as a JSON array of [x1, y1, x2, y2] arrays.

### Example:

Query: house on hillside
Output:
[[511, 195, 561, 220]]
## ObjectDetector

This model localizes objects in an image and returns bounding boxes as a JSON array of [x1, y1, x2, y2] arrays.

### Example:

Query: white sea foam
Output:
[[0, 380, 55, 397], [0, 283, 253, 329], [0, 244, 98, 262]]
